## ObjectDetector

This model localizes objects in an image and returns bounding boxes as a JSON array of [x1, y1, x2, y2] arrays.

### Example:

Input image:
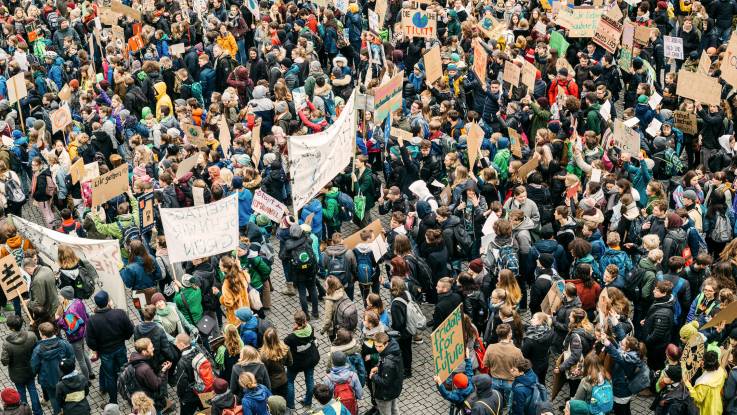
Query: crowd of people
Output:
[[0, 0, 737, 412]]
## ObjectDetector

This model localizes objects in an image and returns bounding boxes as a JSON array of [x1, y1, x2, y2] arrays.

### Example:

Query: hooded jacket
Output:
[[241, 384, 272, 415], [436, 358, 474, 404], [120, 257, 162, 290], [284, 324, 320, 373], [372, 339, 404, 401], [28, 264, 59, 319], [471, 375, 503, 415], [128, 352, 167, 407], [86, 307, 134, 354], [154, 82, 172, 120], [521, 324, 554, 380], [599, 247, 633, 280], [511, 369, 540, 415], [604, 341, 646, 398], [324, 364, 364, 400], [1, 330, 38, 384], [133, 322, 178, 371], [686, 368, 727, 415], [249, 85, 275, 136], [30, 336, 74, 388], [663, 227, 687, 266], [513, 216, 536, 255], [653, 383, 699, 415], [211, 390, 237, 415], [56, 371, 90, 415]]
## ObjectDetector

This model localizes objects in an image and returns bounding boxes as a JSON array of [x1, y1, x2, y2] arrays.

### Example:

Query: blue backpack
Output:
[[337, 192, 355, 221], [354, 249, 375, 285], [589, 380, 614, 415], [525, 381, 549, 415]]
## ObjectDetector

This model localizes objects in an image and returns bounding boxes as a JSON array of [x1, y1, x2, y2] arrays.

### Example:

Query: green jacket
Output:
[[240, 255, 271, 290], [323, 188, 341, 228], [493, 149, 511, 182], [638, 257, 658, 303], [529, 101, 551, 146], [356, 168, 375, 211], [585, 103, 602, 135], [174, 287, 203, 325], [90, 194, 140, 258]]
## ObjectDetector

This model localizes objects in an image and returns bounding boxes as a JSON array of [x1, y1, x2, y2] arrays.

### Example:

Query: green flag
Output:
[[549, 31, 569, 57]]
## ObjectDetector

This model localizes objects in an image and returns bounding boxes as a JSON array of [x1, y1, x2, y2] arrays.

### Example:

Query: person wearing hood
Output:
[[323, 350, 364, 413], [682, 189, 704, 234], [521, 312, 554, 382], [662, 212, 687, 267], [234, 307, 265, 348], [127, 338, 170, 412], [510, 209, 535, 294], [30, 322, 74, 414], [55, 358, 90, 415], [685, 350, 727, 415], [153, 81, 172, 121], [22, 250, 57, 327], [550, 283, 582, 354], [1, 316, 41, 415], [469, 374, 502, 415], [643, 280, 676, 373], [250, 85, 275, 137], [653, 365, 699, 415], [55, 286, 93, 380], [435, 206, 467, 273], [284, 310, 320, 412], [369, 331, 404, 415]]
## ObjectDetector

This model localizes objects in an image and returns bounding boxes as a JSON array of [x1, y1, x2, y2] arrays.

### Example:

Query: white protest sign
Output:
[[648, 92, 662, 109], [11, 215, 126, 311], [645, 118, 663, 137], [193, 186, 205, 206], [613, 119, 641, 154], [600, 101, 612, 121], [252, 189, 288, 223], [160, 194, 239, 263], [664, 36, 684, 59], [288, 92, 356, 213]]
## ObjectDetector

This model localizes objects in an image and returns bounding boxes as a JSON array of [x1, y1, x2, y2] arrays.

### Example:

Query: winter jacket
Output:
[[324, 364, 364, 401], [552, 296, 582, 351], [220, 278, 251, 327], [511, 369, 540, 415], [437, 358, 474, 405], [128, 352, 167, 408], [599, 248, 633, 280], [529, 269, 560, 314], [261, 349, 292, 390], [28, 264, 59, 320], [390, 291, 411, 339], [471, 375, 503, 415], [230, 362, 271, 399], [603, 341, 645, 398], [521, 324, 554, 381], [120, 257, 162, 290], [372, 339, 404, 401], [57, 260, 97, 301], [154, 82, 172, 121], [173, 346, 199, 405], [174, 287, 204, 325], [284, 324, 320, 373], [241, 384, 272, 415], [686, 368, 727, 415], [300, 199, 324, 238], [56, 371, 90, 415], [432, 290, 463, 329], [30, 336, 74, 388], [724, 367, 737, 415], [133, 322, 178, 371], [653, 383, 700, 415], [85, 307, 134, 354], [237, 188, 255, 226], [1, 330, 38, 384], [644, 295, 676, 349]]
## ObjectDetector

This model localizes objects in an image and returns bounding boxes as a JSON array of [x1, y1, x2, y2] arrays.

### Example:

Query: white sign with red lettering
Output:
[[252, 189, 288, 223]]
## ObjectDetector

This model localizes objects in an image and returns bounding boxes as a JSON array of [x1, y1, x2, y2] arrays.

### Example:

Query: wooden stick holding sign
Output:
[[0, 255, 33, 324]]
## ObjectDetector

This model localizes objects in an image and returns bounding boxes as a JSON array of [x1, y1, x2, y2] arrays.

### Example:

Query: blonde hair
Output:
[[131, 391, 155, 414], [532, 312, 552, 326], [238, 371, 258, 389], [223, 324, 242, 356], [237, 345, 262, 365], [642, 234, 660, 251], [260, 327, 289, 362], [648, 248, 664, 263], [57, 245, 80, 269]]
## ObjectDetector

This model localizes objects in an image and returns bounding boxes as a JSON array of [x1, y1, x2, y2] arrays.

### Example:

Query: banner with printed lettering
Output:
[[160, 194, 239, 263], [289, 92, 357, 213], [10, 215, 126, 311]]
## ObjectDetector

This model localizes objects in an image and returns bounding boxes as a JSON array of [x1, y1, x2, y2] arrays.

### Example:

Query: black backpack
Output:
[[452, 223, 473, 258], [623, 266, 647, 301], [370, 171, 382, 200], [116, 221, 141, 250], [405, 254, 432, 293], [332, 296, 358, 338], [59, 265, 95, 299], [117, 360, 144, 402], [289, 239, 317, 281], [326, 252, 349, 286]]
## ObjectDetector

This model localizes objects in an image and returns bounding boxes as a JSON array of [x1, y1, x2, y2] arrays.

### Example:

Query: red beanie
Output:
[[1, 388, 20, 405], [452, 373, 468, 389]]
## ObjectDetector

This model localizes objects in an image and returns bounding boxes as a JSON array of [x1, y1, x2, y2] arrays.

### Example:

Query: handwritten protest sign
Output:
[[70, 158, 84, 185], [51, 104, 72, 134], [0, 255, 27, 301], [401, 9, 437, 38], [521, 60, 537, 91], [368, 9, 379, 31], [503, 60, 521, 87], [508, 128, 523, 158], [621, 20, 635, 50], [170, 43, 185, 56], [252, 189, 288, 223], [390, 127, 413, 141], [682, 334, 705, 383], [373, 71, 403, 123], [432, 305, 464, 382], [664, 36, 684, 59], [7, 73, 27, 104], [674, 110, 698, 135], [176, 153, 200, 180], [160, 194, 239, 263], [182, 123, 206, 148], [634, 25, 653, 45], [58, 84, 72, 102], [218, 116, 231, 156], [721, 33, 737, 87], [81, 162, 100, 184], [613, 119, 640, 154], [91, 164, 129, 207], [473, 42, 488, 86], [592, 14, 622, 53], [676, 70, 721, 106], [424, 45, 442, 85], [344, 219, 384, 250], [193, 187, 205, 206], [467, 123, 484, 169], [556, 7, 603, 37]]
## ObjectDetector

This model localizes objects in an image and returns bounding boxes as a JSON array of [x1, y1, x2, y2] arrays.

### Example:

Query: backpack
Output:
[[487, 245, 519, 277], [623, 267, 647, 302], [392, 295, 427, 335], [3, 239, 26, 267], [289, 239, 317, 279], [327, 253, 349, 286], [63, 304, 85, 336], [44, 78, 59, 94], [117, 361, 144, 402], [191, 350, 216, 393], [662, 148, 684, 176], [333, 379, 358, 415], [405, 254, 433, 293], [452, 223, 473, 258], [44, 172, 57, 197], [0, 148, 21, 177], [336, 192, 355, 221], [3, 174, 25, 203], [116, 221, 142, 250], [589, 380, 614, 415], [524, 381, 549, 415], [61, 266, 95, 299], [626, 361, 651, 395], [370, 171, 382, 200], [354, 249, 375, 285], [190, 81, 205, 107], [657, 272, 685, 322], [711, 212, 732, 243], [333, 296, 358, 335]]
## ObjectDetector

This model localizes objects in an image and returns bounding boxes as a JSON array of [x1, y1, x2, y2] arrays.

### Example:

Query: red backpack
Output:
[[334, 380, 357, 415]]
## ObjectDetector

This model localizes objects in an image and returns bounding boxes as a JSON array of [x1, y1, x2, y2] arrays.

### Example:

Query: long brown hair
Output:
[[220, 255, 247, 296], [128, 240, 155, 273], [223, 324, 241, 356], [260, 327, 289, 361]]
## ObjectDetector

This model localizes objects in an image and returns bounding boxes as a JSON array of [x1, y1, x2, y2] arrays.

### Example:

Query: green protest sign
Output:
[[431, 305, 464, 382]]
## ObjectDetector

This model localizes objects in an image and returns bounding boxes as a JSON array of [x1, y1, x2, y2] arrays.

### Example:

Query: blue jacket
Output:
[[573, 254, 602, 281], [48, 57, 65, 90], [241, 384, 272, 415], [599, 248, 633, 280], [31, 337, 74, 388], [237, 188, 254, 226], [317, 400, 352, 415], [322, 25, 339, 54], [588, 230, 607, 262], [325, 365, 364, 400], [534, 239, 569, 275], [604, 341, 643, 398], [238, 316, 261, 348], [437, 358, 474, 404], [346, 11, 362, 42], [120, 257, 162, 290], [624, 161, 651, 208], [511, 369, 539, 415], [299, 199, 323, 238]]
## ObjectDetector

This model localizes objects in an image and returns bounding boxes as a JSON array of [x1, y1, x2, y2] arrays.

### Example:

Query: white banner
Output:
[[288, 91, 356, 213], [252, 189, 288, 223], [10, 215, 127, 310], [160, 194, 239, 263]]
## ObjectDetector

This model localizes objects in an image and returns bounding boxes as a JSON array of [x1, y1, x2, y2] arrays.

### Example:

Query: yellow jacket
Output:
[[687, 368, 727, 415], [216, 33, 238, 59], [219, 273, 250, 326], [154, 82, 173, 121]]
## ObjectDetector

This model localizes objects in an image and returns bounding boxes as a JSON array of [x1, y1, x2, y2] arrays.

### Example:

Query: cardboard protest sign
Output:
[[521, 61, 537, 91], [605, 3, 623, 21], [424, 45, 443, 85], [682, 334, 705, 384], [368, 9, 379, 32], [99, 7, 118, 25], [467, 123, 484, 170], [549, 30, 569, 56], [70, 158, 85, 185], [50, 104, 72, 134], [160, 194, 239, 263], [374, 71, 403, 123], [613, 119, 640, 154], [556, 7, 603, 37], [343, 219, 384, 250], [182, 123, 206, 148], [81, 162, 100, 183], [193, 186, 205, 206], [169, 43, 185, 55], [517, 157, 540, 182], [251, 119, 262, 167], [702, 300, 737, 329], [252, 189, 288, 223], [621, 20, 635, 50], [0, 255, 27, 301], [592, 14, 622, 54], [401, 9, 437, 38], [503, 60, 521, 87], [138, 191, 155, 232], [508, 128, 523, 158], [7, 73, 27, 104], [634, 25, 653, 45], [664, 36, 684, 59], [58, 84, 72, 102], [721, 33, 737, 87], [674, 110, 698, 135], [111, 1, 142, 20], [698, 53, 712, 75], [676, 70, 721, 106], [473, 43, 488, 86], [390, 127, 413, 141], [218, 116, 231, 156], [91, 164, 129, 207], [431, 305, 464, 382], [176, 153, 200, 179]]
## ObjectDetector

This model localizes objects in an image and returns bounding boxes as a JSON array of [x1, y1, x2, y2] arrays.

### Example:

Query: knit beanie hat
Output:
[[151, 293, 166, 305], [569, 400, 589, 415], [452, 373, 469, 389], [0, 388, 20, 405]]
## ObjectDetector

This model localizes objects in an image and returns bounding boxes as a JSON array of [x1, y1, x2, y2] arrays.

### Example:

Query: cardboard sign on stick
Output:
[[424, 45, 443, 85], [674, 110, 698, 135], [720, 33, 737, 87], [91, 164, 129, 207], [676, 70, 721, 106], [0, 255, 28, 301], [70, 158, 85, 185], [473, 43, 488, 86], [176, 153, 200, 179], [503, 61, 521, 87], [467, 123, 484, 169]]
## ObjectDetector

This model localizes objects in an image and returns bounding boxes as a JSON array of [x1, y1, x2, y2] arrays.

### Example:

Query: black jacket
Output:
[[230, 362, 271, 399], [55, 372, 90, 415], [86, 307, 134, 354], [652, 383, 699, 415], [521, 325, 554, 380], [283, 324, 320, 373], [390, 292, 411, 339], [1, 330, 38, 384], [472, 374, 502, 415], [432, 290, 463, 329], [644, 296, 676, 348], [529, 269, 559, 314], [129, 352, 167, 408], [134, 322, 178, 372], [372, 339, 404, 401], [420, 242, 450, 281], [419, 153, 443, 184], [172, 346, 200, 405]]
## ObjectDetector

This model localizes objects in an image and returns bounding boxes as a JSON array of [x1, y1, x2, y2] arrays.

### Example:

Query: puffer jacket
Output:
[[133, 321, 178, 371], [372, 339, 404, 401], [284, 324, 320, 373], [1, 330, 38, 384], [56, 371, 90, 415], [521, 324, 554, 381], [643, 295, 676, 350]]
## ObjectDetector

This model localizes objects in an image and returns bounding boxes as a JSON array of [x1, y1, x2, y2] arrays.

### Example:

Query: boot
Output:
[[282, 282, 296, 296], [261, 279, 272, 309]]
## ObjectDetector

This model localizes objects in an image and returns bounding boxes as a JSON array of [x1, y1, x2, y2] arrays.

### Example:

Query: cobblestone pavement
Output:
[[0, 203, 655, 414]]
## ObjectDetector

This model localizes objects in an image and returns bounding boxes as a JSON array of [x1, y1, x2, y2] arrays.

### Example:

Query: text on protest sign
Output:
[[674, 110, 698, 135], [160, 194, 239, 263], [664, 36, 684, 60], [503, 60, 521, 88], [555, 7, 603, 37], [401, 9, 437, 39], [139, 192, 155, 232], [720, 33, 737, 88], [592, 14, 622, 54], [613, 119, 640, 155], [252, 189, 289, 223], [432, 305, 465, 382], [91, 163, 129, 207], [473, 43, 488, 86], [0, 255, 27, 301], [70, 158, 85, 185]]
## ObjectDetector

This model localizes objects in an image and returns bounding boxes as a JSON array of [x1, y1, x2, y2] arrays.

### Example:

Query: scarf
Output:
[[156, 304, 178, 334]]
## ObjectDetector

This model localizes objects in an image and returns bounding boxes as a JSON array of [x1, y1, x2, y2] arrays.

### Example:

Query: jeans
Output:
[[15, 381, 42, 415], [286, 367, 314, 409], [72, 340, 93, 379], [718, 26, 733, 43], [282, 259, 293, 284], [490, 377, 512, 409], [34, 200, 55, 228], [100, 346, 127, 403], [42, 385, 61, 414], [376, 398, 400, 415], [296, 279, 319, 317], [236, 38, 247, 65]]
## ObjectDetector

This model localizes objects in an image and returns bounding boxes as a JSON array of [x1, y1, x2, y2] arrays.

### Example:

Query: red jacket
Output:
[[548, 78, 580, 104]]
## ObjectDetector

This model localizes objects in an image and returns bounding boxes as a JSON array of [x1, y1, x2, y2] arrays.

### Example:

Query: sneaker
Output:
[[299, 400, 312, 409]]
